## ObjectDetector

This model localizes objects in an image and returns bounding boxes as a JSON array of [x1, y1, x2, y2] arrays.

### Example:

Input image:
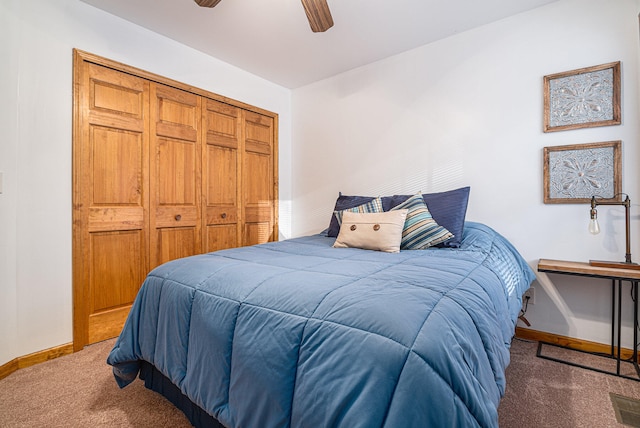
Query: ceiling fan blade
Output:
[[194, 0, 222, 8], [301, 0, 334, 33]]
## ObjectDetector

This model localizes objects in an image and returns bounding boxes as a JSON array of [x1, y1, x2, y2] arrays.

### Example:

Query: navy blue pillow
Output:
[[326, 194, 396, 237], [327, 188, 469, 244], [390, 187, 470, 248]]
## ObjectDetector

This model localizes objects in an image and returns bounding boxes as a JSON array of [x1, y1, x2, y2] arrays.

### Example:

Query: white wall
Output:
[[292, 0, 640, 347], [0, 0, 292, 366]]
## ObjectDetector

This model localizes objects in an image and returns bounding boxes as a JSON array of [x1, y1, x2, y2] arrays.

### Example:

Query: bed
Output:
[[107, 189, 535, 428]]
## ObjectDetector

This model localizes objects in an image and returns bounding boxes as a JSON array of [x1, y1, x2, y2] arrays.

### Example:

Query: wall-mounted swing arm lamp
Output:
[[588, 194, 640, 270]]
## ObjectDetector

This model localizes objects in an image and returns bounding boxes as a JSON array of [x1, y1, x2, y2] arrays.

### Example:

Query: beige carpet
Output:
[[1, 337, 640, 427], [500, 339, 640, 428], [0, 339, 191, 428]]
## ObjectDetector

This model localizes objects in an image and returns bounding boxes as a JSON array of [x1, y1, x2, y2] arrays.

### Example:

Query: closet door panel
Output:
[[155, 85, 199, 141], [150, 83, 202, 269], [156, 227, 198, 266], [156, 137, 198, 205], [74, 61, 150, 350], [205, 145, 238, 224], [206, 224, 238, 253], [89, 231, 145, 312], [244, 222, 273, 247], [87, 64, 146, 132], [203, 99, 241, 252], [90, 127, 143, 205], [88, 230, 146, 343], [243, 111, 275, 246]]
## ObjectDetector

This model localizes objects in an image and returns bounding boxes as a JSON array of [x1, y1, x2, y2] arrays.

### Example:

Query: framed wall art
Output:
[[543, 61, 621, 132], [543, 141, 621, 204]]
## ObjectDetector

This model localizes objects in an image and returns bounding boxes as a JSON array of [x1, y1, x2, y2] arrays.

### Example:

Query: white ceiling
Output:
[[80, 0, 558, 89]]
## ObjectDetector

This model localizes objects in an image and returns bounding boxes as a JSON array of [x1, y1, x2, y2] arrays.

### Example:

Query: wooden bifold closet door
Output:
[[73, 62, 150, 349], [73, 50, 278, 351], [150, 84, 202, 267], [243, 111, 276, 246], [202, 99, 241, 252]]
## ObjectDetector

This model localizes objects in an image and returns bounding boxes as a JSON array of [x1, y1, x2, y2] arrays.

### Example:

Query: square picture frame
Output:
[[543, 141, 622, 204], [543, 61, 621, 132]]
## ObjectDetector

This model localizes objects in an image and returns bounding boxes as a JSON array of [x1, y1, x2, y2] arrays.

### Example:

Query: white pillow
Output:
[[333, 210, 408, 253]]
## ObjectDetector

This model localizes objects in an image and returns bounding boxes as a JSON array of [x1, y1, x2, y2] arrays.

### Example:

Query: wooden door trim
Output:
[[272, 113, 280, 241], [72, 51, 88, 351]]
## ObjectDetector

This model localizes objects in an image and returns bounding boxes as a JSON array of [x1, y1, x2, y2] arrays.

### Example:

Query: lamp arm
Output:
[[590, 195, 630, 208]]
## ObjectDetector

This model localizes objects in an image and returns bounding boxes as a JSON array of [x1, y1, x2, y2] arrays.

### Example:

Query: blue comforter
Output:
[[107, 222, 534, 427]]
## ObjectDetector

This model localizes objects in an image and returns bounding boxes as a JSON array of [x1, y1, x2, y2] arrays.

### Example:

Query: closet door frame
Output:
[[72, 49, 279, 351]]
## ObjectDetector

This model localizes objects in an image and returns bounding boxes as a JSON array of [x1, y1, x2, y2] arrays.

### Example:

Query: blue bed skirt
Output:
[[140, 361, 223, 428]]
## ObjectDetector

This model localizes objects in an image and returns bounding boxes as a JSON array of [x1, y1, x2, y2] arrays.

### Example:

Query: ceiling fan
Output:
[[193, 0, 334, 33]]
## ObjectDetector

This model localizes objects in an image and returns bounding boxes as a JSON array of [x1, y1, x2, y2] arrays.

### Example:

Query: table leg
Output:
[[617, 279, 622, 375], [634, 281, 640, 376], [611, 279, 615, 357]]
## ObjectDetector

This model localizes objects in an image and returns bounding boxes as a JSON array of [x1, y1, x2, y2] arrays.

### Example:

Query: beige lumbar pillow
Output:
[[333, 210, 409, 253]]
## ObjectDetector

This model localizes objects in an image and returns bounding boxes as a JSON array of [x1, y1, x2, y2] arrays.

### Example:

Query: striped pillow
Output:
[[391, 193, 453, 249], [334, 197, 384, 227]]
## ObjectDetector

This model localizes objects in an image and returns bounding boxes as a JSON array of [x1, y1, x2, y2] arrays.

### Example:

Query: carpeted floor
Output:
[[1, 337, 640, 427], [0, 339, 191, 428], [500, 339, 640, 427]]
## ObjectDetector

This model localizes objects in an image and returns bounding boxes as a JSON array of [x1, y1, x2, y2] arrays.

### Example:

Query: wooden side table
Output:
[[537, 259, 640, 381]]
